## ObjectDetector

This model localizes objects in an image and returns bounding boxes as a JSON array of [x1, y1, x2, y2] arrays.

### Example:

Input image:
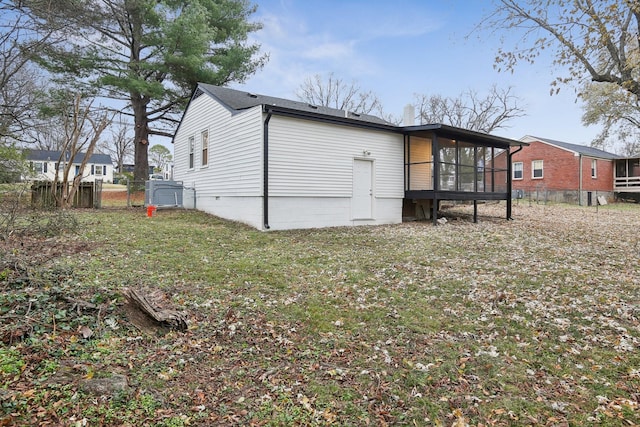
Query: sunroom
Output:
[[402, 124, 526, 223]]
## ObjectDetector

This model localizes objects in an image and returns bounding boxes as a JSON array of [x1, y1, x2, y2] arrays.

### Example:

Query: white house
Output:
[[25, 149, 114, 184], [172, 84, 525, 230]]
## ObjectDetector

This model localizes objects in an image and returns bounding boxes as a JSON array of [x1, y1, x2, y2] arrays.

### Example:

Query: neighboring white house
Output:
[[25, 149, 114, 184], [172, 84, 524, 230]]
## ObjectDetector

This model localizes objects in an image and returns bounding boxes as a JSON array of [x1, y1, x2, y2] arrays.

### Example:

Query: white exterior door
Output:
[[352, 159, 373, 219]]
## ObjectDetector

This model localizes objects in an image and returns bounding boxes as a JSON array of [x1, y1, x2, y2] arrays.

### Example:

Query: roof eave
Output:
[[262, 104, 399, 131], [403, 124, 527, 148]]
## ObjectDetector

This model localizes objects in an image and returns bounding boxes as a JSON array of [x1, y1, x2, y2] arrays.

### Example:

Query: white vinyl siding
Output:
[[268, 116, 403, 198], [173, 94, 262, 196]]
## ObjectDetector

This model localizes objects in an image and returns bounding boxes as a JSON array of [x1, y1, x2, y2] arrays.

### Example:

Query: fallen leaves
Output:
[[2, 204, 640, 425]]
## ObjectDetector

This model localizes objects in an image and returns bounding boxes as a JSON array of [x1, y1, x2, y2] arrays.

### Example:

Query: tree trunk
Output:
[[132, 97, 149, 184]]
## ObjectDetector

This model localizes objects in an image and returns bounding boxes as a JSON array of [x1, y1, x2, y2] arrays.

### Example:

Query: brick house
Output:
[[508, 136, 621, 205]]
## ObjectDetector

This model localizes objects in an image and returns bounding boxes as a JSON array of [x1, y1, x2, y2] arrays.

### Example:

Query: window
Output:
[[32, 162, 44, 174], [201, 130, 209, 166], [188, 136, 194, 169], [513, 162, 523, 180], [95, 164, 103, 176], [591, 159, 597, 178], [532, 160, 543, 179]]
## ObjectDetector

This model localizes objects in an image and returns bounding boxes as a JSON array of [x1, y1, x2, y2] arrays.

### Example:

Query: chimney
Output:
[[403, 104, 415, 126]]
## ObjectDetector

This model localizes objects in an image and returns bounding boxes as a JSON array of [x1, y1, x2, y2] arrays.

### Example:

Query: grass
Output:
[[1, 202, 639, 425]]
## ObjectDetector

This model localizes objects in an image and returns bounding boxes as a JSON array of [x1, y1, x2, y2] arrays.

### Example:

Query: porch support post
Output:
[[473, 200, 478, 223], [405, 134, 410, 191]]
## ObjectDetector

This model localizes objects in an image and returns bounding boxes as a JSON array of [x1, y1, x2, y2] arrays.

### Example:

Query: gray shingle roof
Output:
[[25, 149, 113, 165], [197, 83, 394, 126], [528, 136, 622, 160]]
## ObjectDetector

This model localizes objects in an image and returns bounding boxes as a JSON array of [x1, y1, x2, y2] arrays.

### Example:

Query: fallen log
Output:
[[124, 289, 188, 331]]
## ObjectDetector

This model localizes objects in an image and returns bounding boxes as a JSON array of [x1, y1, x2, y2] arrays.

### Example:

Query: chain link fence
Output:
[[513, 185, 614, 206]]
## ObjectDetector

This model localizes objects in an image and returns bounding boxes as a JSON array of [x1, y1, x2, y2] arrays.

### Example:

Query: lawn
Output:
[[1, 202, 639, 426]]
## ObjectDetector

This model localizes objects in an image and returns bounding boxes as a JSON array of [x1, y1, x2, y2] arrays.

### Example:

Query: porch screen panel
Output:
[[438, 138, 456, 190], [492, 149, 508, 192], [459, 141, 475, 192], [476, 146, 486, 192]]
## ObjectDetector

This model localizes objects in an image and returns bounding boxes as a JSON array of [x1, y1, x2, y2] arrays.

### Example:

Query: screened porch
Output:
[[614, 157, 640, 192], [402, 125, 525, 223]]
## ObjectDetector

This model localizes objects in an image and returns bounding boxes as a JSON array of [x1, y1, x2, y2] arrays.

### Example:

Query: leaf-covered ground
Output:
[[1, 202, 639, 426]]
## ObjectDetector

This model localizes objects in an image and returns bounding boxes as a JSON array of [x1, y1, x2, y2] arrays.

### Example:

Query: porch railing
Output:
[[405, 160, 508, 193], [614, 176, 640, 191]]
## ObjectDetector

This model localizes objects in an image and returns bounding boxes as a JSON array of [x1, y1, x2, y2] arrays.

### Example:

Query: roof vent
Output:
[[247, 92, 258, 98], [308, 104, 318, 109], [345, 111, 360, 118]]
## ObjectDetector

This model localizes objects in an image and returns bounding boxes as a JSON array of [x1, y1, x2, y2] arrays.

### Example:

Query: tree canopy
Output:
[[485, 1, 640, 94], [581, 81, 640, 155], [17, 0, 267, 181], [149, 144, 172, 172], [482, 0, 640, 149]]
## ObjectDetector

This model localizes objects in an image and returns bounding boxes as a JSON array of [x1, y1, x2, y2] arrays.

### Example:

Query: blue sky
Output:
[[231, 0, 598, 145]]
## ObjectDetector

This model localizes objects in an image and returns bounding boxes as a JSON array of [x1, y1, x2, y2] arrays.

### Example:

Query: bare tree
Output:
[[100, 120, 134, 174], [296, 72, 385, 115], [0, 1, 68, 143], [414, 86, 525, 133], [51, 95, 111, 208]]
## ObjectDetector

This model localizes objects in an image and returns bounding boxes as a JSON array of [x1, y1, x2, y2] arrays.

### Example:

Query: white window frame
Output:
[[95, 164, 103, 176], [32, 162, 43, 174], [188, 136, 195, 170], [201, 129, 209, 167], [532, 160, 543, 179], [512, 161, 523, 180], [591, 159, 597, 178]]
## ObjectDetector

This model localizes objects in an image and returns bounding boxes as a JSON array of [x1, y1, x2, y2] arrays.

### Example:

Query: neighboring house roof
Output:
[[197, 83, 394, 126], [25, 149, 113, 165], [520, 135, 622, 160]]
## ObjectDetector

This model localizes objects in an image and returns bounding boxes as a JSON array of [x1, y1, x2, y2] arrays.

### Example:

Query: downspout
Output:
[[578, 153, 583, 206], [507, 144, 524, 220], [263, 109, 273, 230]]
